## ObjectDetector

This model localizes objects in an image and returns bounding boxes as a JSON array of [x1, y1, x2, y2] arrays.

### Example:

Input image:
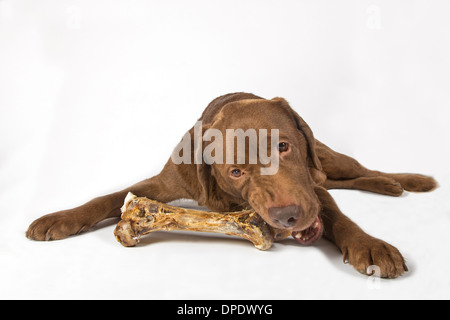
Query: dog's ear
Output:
[[291, 109, 322, 171], [196, 162, 210, 206], [194, 123, 212, 206], [171, 123, 213, 206], [272, 97, 322, 171]]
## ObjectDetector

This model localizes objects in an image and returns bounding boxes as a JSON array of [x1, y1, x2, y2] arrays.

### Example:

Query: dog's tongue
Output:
[[292, 216, 323, 246]]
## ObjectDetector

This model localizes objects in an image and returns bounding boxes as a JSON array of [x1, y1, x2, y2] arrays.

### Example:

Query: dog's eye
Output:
[[231, 169, 243, 178], [278, 142, 289, 153]]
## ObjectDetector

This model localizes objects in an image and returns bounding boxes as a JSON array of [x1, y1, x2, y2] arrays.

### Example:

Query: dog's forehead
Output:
[[215, 99, 293, 129]]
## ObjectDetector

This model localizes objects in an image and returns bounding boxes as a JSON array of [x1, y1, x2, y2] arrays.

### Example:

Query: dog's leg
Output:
[[324, 177, 404, 196], [316, 140, 437, 194], [26, 161, 192, 241], [370, 172, 438, 193], [315, 187, 408, 278]]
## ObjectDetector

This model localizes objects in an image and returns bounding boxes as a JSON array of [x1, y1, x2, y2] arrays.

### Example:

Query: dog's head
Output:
[[195, 97, 323, 244]]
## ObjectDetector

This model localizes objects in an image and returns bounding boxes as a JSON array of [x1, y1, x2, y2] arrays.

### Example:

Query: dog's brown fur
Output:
[[26, 93, 437, 278]]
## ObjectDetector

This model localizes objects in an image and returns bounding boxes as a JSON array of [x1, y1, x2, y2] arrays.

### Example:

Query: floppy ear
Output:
[[194, 123, 212, 206], [171, 122, 214, 206], [291, 108, 322, 171], [272, 97, 322, 171], [196, 162, 210, 205]]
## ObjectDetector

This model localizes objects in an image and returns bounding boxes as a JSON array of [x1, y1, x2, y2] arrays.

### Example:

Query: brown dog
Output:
[[26, 92, 437, 278]]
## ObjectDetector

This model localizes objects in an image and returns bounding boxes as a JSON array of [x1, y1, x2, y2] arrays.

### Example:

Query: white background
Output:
[[1, 0, 449, 299]]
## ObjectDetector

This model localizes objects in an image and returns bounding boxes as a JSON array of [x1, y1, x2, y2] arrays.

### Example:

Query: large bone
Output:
[[114, 193, 290, 250]]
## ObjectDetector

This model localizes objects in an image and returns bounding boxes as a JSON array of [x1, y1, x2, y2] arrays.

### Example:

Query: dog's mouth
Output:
[[291, 216, 323, 245]]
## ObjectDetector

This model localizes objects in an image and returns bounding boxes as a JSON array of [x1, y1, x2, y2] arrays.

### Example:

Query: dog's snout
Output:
[[268, 205, 301, 228]]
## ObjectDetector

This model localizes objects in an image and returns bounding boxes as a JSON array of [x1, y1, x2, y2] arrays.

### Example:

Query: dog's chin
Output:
[[291, 216, 323, 246]]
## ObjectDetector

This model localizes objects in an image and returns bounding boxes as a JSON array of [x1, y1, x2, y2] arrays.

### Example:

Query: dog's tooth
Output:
[[294, 232, 302, 239], [314, 222, 319, 228]]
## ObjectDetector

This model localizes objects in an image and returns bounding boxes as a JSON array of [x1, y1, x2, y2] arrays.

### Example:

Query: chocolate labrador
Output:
[[26, 92, 437, 278]]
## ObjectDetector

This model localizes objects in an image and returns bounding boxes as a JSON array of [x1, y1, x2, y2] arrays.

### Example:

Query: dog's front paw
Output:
[[392, 174, 438, 193], [26, 211, 89, 241], [342, 236, 408, 279]]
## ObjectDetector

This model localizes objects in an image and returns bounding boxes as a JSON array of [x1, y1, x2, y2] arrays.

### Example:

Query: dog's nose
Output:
[[268, 205, 301, 228]]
